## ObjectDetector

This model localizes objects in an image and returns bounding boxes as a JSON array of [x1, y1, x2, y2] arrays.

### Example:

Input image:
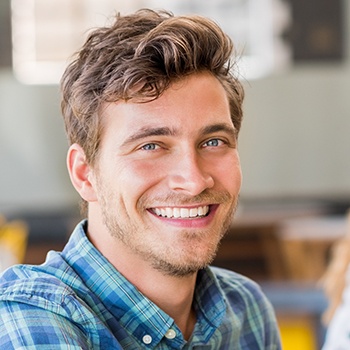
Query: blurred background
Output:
[[0, 0, 349, 349]]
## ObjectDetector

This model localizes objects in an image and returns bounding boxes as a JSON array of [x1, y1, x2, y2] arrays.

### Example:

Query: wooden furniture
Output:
[[278, 216, 347, 281], [213, 201, 339, 281]]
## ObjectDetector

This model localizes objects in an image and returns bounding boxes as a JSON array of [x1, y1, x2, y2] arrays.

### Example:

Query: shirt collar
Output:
[[192, 268, 227, 343], [62, 220, 226, 347]]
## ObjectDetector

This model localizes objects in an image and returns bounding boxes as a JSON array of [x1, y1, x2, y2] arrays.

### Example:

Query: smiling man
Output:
[[0, 9, 281, 349]]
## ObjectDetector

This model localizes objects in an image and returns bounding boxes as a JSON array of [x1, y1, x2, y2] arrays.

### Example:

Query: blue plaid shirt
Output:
[[0, 221, 281, 349]]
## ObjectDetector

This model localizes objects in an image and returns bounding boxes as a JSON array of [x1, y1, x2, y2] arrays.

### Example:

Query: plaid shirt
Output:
[[0, 220, 281, 349]]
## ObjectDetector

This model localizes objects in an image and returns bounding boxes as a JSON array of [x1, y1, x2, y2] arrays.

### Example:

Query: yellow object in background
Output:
[[279, 317, 317, 350], [0, 219, 28, 271]]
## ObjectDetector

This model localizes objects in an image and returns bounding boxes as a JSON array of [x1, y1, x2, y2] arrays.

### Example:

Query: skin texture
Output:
[[67, 72, 242, 338]]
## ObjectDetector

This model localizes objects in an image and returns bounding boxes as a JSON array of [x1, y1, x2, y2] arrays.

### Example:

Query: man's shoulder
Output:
[[0, 253, 82, 314], [0, 258, 115, 349], [209, 266, 270, 307], [210, 266, 261, 291], [209, 266, 282, 347]]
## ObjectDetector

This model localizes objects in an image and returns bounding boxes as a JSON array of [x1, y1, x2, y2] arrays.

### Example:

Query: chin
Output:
[[153, 261, 208, 278], [152, 249, 217, 277]]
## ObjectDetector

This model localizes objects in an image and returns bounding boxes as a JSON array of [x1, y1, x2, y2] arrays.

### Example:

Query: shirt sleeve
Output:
[[0, 300, 92, 349]]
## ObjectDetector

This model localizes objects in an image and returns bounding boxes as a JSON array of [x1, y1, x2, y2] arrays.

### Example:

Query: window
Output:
[[11, 0, 290, 84]]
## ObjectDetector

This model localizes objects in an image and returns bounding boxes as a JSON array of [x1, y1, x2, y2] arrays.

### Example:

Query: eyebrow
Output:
[[200, 123, 237, 138], [121, 126, 177, 147], [121, 122, 237, 148]]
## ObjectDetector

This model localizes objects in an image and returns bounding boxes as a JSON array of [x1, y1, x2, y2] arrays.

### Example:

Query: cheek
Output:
[[215, 154, 242, 192], [120, 159, 165, 183], [117, 159, 166, 200]]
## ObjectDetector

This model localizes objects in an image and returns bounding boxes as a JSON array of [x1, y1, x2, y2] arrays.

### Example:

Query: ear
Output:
[[67, 144, 97, 202]]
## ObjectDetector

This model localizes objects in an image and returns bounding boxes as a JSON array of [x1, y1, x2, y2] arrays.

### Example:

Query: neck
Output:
[[136, 270, 198, 340], [114, 248, 198, 339], [87, 219, 198, 339]]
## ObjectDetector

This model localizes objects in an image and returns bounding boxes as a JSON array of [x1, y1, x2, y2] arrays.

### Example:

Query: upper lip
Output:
[[150, 205, 210, 218]]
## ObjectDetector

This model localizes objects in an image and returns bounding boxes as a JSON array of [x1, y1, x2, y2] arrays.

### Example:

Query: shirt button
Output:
[[165, 329, 177, 339], [142, 334, 152, 345]]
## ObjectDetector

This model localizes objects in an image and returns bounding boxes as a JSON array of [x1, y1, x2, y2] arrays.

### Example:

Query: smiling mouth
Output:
[[151, 205, 210, 219]]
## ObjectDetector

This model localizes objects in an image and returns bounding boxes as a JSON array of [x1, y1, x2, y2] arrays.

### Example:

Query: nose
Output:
[[167, 150, 214, 196]]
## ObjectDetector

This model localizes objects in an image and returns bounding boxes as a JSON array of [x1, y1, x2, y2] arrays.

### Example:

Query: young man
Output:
[[0, 9, 281, 349]]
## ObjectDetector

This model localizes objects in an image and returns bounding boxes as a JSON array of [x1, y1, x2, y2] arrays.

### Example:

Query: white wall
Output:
[[240, 64, 350, 198], [0, 70, 78, 211]]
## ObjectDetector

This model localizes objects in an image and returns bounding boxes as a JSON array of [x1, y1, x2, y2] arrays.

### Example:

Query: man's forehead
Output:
[[100, 73, 233, 136]]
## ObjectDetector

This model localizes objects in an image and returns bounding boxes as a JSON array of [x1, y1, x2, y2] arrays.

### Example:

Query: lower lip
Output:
[[148, 205, 218, 228]]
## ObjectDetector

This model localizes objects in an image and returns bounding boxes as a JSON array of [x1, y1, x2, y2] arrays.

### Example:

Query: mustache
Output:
[[139, 189, 234, 208]]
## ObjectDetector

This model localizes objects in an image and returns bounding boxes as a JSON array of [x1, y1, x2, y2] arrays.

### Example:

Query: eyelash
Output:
[[140, 143, 160, 151], [139, 138, 228, 151], [202, 138, 226, 148]]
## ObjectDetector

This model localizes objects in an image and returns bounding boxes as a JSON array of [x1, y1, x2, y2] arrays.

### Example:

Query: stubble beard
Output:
[[98, 187, 238, 278]]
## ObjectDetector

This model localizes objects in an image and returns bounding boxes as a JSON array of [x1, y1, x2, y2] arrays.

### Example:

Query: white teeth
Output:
[[180, 208, 189, 217], [166, 208, 173, 217], [189, 208, 198, 217], [153, 205, 209, 219], [173, 208, 180, 218]]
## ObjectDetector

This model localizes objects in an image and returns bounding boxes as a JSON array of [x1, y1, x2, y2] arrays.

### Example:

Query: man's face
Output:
[[90, 72, 242, 277]]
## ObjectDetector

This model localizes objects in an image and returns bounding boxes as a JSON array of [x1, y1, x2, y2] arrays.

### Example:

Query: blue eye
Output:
[[141, 143, 158, 151], [204, 139, 222, 147]]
